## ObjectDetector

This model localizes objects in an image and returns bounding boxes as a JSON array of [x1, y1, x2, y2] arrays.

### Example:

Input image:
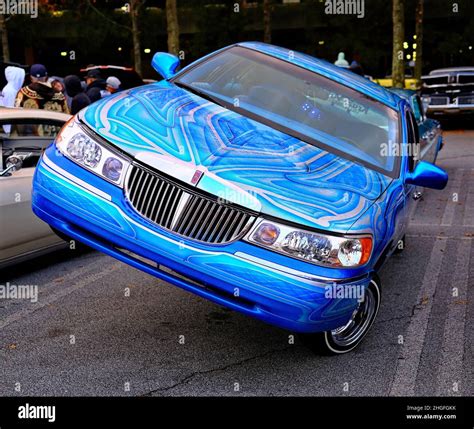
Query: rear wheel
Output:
[[300, 275, 381, 355]]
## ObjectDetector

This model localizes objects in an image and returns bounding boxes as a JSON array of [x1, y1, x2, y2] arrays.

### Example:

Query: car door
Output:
[[0, 111, 70, 267]]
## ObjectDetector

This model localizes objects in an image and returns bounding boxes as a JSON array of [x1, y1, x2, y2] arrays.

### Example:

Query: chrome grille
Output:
[[458, 95, 474, 105], [429, 96, 449, 106], [125, 164, 256, 244]]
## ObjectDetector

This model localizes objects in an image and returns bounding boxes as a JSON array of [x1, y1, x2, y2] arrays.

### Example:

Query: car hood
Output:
[[80, 82, 392, 233]]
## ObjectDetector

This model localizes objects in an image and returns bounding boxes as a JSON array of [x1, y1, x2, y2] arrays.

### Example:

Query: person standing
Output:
[[64, 75, 91, 115], [334, 52, 349, 68], [85, 69, 106, 101], [102, 76, 121, 97], [15, 64, 69, 113], [0, 66, 25, 108], [0, 66, 26, 133]]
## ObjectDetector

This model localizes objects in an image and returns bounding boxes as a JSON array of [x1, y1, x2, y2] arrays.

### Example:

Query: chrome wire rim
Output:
[[330, 284, 377, 348]]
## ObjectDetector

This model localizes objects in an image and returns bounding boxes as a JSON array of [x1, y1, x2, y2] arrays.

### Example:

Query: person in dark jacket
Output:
[[87, 86, 102, 103], [85, 69, 106, 101], [349, 60, 365, 76], [15, 64, 69, 113], [64, 75, 91, 115]]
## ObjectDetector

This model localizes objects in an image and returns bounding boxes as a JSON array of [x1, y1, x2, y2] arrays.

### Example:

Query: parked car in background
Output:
[[421, 67, 474, 117], [79, 65, 144, 90], [390, 88, 443, 163], [33, 43, 448, 354], [0, 108, 71, 269]]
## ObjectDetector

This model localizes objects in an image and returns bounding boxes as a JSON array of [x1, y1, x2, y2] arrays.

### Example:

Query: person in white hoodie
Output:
[[0, 66, 26, 133]]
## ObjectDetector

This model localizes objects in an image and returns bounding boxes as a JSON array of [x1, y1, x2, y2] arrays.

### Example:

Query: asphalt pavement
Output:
[[0, 126, 472, 397]]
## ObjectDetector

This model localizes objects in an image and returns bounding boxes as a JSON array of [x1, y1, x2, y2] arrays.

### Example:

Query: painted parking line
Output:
[[0, 259, 122, 331], [389, 238, 447, 396], [436, 238, 471, 396], [441, 169, 464, 227], [462, 169, 474, 227]]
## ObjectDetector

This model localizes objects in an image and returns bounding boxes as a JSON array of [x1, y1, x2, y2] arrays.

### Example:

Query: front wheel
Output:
[[300, 275, 381, 355]]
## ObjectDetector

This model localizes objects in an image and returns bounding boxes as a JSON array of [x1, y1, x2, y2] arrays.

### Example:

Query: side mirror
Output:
[[405, 161, 448, 190], [151, 52, 180, 80]]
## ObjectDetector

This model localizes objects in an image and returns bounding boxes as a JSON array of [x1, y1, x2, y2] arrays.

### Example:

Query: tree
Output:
[[414, 0, 424, 87], [263, 0, 272, 44], [87, 0, 144, 75], [0, 14, 10, 62], [392, 0, 405, 88], [130, 0, 144, 76], [166, 0, 179, 55]]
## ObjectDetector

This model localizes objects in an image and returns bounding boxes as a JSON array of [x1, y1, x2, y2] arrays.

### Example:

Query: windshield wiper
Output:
[[173, 81, 227, 108]]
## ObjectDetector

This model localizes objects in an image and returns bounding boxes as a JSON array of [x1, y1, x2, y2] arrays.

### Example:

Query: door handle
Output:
[[412, 191, 423, 200]]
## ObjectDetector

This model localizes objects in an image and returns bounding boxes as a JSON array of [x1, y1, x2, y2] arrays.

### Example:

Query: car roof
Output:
[[388, 88, 416, 100], [80, 65, 135, 72], [236, 42, 400, 110], [0, 107, 71, 122], [428, 67, 474, 75]]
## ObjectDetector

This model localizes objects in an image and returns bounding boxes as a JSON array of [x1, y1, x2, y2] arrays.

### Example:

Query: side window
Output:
[[1, 120, 65, 171], [0, 121, 63, 138], [412, 96, 423, 123], [405, 111, 419, 171]]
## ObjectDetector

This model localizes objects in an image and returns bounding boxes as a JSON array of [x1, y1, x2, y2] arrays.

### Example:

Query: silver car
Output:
[[0, 108, 71, 268]]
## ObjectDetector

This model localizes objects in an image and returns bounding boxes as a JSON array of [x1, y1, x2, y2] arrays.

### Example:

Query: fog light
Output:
[[252, 223, 280, 245], [338, 239, 361, 266], [102, 157, 123, 182]]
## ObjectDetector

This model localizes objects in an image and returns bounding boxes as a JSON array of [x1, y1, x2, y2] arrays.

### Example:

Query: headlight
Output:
[[56, 117, 130, 187], [246, 219, 373, 268]]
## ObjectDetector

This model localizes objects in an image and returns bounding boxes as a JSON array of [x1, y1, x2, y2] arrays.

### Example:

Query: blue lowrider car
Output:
[[32, 43, 448, 354]]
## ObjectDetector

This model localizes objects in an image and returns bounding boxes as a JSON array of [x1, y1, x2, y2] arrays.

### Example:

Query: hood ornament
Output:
[[191, 170, 203, 185]]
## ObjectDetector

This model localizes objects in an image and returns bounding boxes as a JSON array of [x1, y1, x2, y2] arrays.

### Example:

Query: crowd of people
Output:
[[0, 63, 123, 117]]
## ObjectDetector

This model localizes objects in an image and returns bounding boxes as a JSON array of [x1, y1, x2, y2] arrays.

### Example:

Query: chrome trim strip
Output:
[[42, 152, 112, 201], [234, 252, 369, 285]]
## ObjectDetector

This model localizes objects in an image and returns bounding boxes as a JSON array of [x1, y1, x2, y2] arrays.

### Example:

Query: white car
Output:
[[0, 108, 71, 268]]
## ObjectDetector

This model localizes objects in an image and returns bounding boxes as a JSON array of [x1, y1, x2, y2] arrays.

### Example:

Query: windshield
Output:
[[174, 46, 400, 176]]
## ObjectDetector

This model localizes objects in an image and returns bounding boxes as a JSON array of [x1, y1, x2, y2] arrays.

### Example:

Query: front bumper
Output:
[[427, 104, 474, 115], [32, 145, 373, 333]]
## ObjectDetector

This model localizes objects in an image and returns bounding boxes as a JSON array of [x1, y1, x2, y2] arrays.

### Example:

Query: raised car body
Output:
[[32, 43, 448, 354]]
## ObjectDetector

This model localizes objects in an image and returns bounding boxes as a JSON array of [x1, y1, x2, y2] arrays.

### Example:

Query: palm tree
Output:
[[392, 0, 405, 88], [166, 0, 180, 55]]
